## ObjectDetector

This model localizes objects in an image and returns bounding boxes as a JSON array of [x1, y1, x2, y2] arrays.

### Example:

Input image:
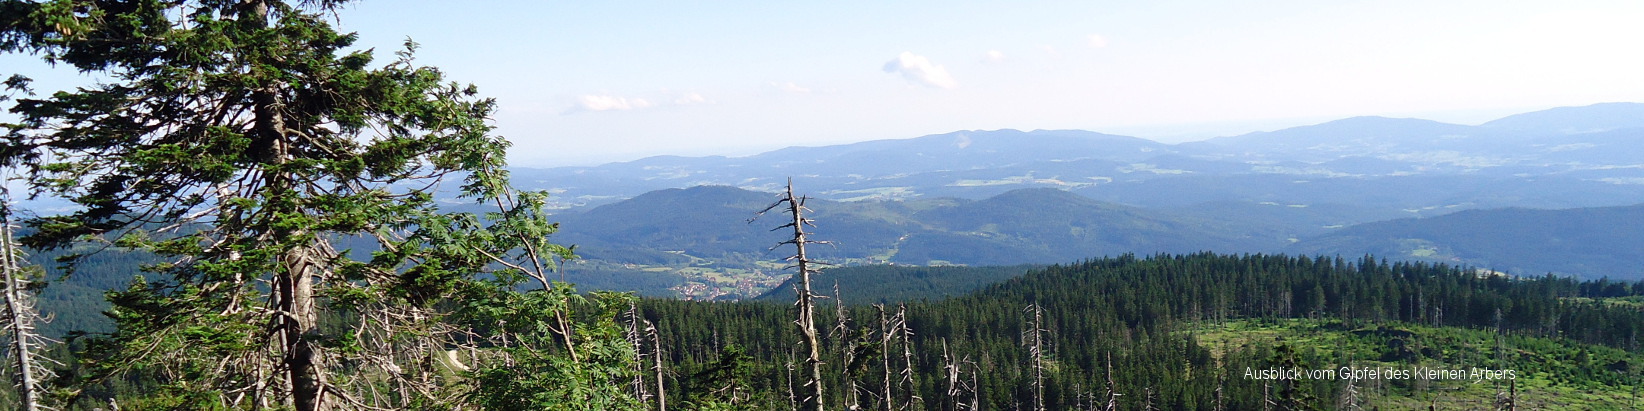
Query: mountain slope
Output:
[[1184, 116, 1481, 162], [1289, 203, 1644, 278], [1482, 102, 1644, 135], [746, 128, 1169, 171], [552, 186, 1293, 288], [900, 188, 1274, 264]]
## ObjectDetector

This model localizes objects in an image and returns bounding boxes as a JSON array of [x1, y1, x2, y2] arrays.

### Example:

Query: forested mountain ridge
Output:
[[1184, 116, 1481, 162], [1480, 101, 1644, 134]]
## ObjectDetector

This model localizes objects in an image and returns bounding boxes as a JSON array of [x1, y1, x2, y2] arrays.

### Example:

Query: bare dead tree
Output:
[[1103, 353, 1122, 411], [785, 351, 800, 411], [0, 183, 50, 411], [830, 284, 861, 409], [894, 304, 921, 410], [941, 338, 981, 411], [1214, 383, 1225, 411], [1071, 382, 1087, 411], [1339, 362, 1363, 411], [1493, 308, 1514, 411], [969, 357, 980, 411], [876, 304, 895, 411], [942, 339, 959, 410], [1263, 381, 1274, 411], [754, 179, 828, 411], [1023, 303, 1050, 411], [1495, 377, 1516, 411], [624, 303, 653, 406], [648, 318, 668, 411]]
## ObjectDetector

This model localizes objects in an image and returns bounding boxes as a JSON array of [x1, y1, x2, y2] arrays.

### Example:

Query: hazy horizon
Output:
[[7, 1, 1642, 168], [532, 102, 1567, 167]]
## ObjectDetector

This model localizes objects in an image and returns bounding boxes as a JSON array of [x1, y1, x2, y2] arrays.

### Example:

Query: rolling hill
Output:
[[551, 183, 1644, 300], [1288, 203, 1644, 278], [553, 185, 1291, 269]]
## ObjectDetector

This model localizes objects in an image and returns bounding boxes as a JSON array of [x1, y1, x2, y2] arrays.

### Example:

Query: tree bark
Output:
[[763, 179, 826, 411], [279, 247, 323, 411], [787, 188, 825, 411], [256, 74, 324, 410], [1, 200, 42, 411]]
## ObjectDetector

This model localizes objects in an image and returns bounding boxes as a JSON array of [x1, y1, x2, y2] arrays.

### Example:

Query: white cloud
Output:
[[772, 81, 812, 94], [883, 52, 958, 89], [1087, 34, 1110, 48], [570, 92, 708, 113], [674, 92, 708, 105], [575, 95, 653, 111], [982, 50, 1006, 63]]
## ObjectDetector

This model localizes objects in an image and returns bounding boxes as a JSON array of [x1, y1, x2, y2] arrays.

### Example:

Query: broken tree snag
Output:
[[753, 178, 829, 411], [1, 184, 50, 411]]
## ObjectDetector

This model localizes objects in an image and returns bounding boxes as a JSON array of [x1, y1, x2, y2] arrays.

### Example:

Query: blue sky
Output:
[[8, 1, 1644, 167]]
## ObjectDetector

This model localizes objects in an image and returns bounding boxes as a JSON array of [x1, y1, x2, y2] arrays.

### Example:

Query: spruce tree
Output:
[[2, 1, 595, 408]]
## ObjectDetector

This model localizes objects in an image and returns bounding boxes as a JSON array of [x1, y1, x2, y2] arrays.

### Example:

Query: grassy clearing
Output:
[[1564, 295, 1644, 309], [1184, 318, 1644, 409], [948, 174, 1097, 188]]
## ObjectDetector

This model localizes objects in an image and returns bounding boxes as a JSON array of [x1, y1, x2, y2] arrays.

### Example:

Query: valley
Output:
[[508, 103, 1644, 299]]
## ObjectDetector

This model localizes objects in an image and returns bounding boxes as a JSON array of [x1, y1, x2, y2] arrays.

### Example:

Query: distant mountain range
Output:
[[531, 102, 1644, 294], [521, 102, 1644, 213]]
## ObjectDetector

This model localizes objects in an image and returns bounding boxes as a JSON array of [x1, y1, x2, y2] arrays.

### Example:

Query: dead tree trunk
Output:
[[969, 360, 980, 411], [625, 303, 653, 406], [1339, 368, 1362, 411], [649, 318, 668, 411], [877, 304, 895, 411], [786, 351, 799, 411], [942, 340, 958, 411], [831, 285, 860, 409], [1214, 377, 1226, 411], [756, 179, 828, 411], [941, 339, 979, 411], [1103, 353, 1121, 411], [1023, 303, 1049, 411], [0, 186, 47, 411], [895, 304, 920, 410]]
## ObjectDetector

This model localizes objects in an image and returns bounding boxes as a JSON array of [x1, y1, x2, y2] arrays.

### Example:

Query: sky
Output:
[[8, 0, 1644, 167]]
